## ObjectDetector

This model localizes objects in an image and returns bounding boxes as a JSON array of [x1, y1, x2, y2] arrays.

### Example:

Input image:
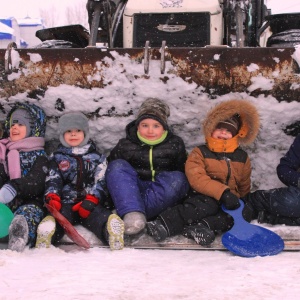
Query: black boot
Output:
[[146, 219, 169, 242], [182, 223, 215, 246], [257, 210, 300, 226]]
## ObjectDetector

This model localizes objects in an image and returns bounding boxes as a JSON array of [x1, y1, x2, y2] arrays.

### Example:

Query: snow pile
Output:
[[2, 48, 300, 190], [291, 44, 300, 67]]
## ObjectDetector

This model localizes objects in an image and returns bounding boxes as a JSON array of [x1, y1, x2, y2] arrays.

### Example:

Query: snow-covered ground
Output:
[[1, 12, 300, 299], [0, 243, 300, 300]]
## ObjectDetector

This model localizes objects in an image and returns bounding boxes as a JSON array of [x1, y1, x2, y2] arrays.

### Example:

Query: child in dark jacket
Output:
[[147, 99, 260, 245], [106, 98, 190, 236], [0, 102, 48, 252], [244, 134, 300, 225], [35, 112, 124, 250]]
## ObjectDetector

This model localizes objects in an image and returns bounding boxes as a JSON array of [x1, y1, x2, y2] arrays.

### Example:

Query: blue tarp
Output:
[[0, 19, 13, 39]]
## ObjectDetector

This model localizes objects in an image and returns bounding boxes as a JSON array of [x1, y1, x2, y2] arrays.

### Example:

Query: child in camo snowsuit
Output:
[[36, 112, 124, 250], [0, 102, 48, 251]]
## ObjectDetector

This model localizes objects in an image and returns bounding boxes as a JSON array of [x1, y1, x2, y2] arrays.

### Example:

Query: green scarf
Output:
[[137, 131, 168, 145]]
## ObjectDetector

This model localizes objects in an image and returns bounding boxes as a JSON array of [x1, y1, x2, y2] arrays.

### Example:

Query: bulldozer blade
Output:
[[1, 46, 300, 101]]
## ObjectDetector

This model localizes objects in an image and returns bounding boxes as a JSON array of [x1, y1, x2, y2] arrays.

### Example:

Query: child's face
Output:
[[138, 118, 165, 140], [10, 123, 27, 141], [211, 128, 233, 140], [64, 129, 85, 147]]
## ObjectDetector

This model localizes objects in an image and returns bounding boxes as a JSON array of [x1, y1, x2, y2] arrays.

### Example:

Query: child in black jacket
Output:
[[106, 98, 190, 237]]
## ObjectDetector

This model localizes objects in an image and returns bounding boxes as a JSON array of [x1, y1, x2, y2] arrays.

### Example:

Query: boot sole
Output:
[[183, 226, 215, 246], [35, 215, 56, 248], [191, 231, 215, 246], [107, 214, 124, 250], [8, 215, 29, 252]]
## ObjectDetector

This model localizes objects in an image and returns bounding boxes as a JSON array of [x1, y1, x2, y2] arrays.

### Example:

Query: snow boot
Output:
[[106, 214, 124, 250], [146, 219, 169, 242], [182, 224, 215, 246], [35, 215, 56, 248], [123, 212, 146, 235], [8, 215, 29, 252]]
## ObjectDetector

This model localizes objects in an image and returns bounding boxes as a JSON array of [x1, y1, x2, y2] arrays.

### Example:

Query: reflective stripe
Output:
[[149, 146, 155, 181]]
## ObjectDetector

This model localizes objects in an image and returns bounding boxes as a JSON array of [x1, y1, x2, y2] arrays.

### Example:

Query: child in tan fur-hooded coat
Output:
[[146, 99, 260, 246]]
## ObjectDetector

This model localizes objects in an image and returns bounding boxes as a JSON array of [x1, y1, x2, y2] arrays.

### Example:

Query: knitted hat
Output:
[[10, 108, 34, 138], [216, 114, 241, 137], [135, 98, 170, 129], [58, 112, 90, 147]]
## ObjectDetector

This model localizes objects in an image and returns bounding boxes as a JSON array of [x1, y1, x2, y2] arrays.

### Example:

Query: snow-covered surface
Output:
[[0, 244, 299, 299], [1, 223, 300, 300], [292, 45, 300, 67], [17, 18, 43, 26], [1, 7, 300, 297]]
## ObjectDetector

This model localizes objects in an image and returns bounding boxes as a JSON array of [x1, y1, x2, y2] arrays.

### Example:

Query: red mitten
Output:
[[45, 193, 61, 211], [72, 194, 99, 218]]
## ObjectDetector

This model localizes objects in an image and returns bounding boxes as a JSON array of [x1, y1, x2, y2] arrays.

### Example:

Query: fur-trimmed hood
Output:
[[202, 100, 260, 146]]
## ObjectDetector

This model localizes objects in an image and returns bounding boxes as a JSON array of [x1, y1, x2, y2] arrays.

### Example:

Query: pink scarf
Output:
[[0, 137, 45, 179]]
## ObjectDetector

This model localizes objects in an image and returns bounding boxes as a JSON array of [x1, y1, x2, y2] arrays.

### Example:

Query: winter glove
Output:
[[0, 184, 17, 204], [72, 194, 99, 218], [45, 193, 62, 211], [220, 190, 240, 210]]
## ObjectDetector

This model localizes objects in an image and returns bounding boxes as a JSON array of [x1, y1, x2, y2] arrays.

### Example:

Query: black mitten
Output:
[[220, 190, 240, 210]]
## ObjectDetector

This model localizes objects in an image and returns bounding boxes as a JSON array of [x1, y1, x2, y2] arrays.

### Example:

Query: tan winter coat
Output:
[[185, 99, 260, 201]]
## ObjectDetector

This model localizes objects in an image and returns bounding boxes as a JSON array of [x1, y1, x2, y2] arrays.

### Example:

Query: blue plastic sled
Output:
[[222, 200, 284, 257]]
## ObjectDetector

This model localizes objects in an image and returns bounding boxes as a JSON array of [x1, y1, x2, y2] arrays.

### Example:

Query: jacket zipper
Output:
[[224, 156, 231, 185], [74, 156, 85, 201]]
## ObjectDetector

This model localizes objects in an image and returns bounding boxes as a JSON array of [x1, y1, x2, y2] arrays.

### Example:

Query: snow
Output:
[[247, 63, 260, 72], [248, 75, 274, 92], [0, 245, 299, 299], [27, 53, 43, 64], [292, 45, 300, 67], [17, 18, 43, 26], [2, 37, 300, 300]]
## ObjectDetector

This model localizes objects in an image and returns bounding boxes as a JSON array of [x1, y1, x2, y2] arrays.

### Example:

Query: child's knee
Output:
[[159, 171, 189, 197], [107, 159, 130, 173]]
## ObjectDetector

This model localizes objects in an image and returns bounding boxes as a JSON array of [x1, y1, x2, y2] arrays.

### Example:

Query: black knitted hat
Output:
[[216, 114, 241, 137]]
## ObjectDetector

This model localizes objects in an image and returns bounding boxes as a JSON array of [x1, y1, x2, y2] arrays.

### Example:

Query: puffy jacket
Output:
[[277, 134, 300, 187], [186, 99, 260, 201], [45, 141, 108, 204], [108, 120, 187, 181], [0, 102, 48, 210], [186, 145, 251, 200]]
